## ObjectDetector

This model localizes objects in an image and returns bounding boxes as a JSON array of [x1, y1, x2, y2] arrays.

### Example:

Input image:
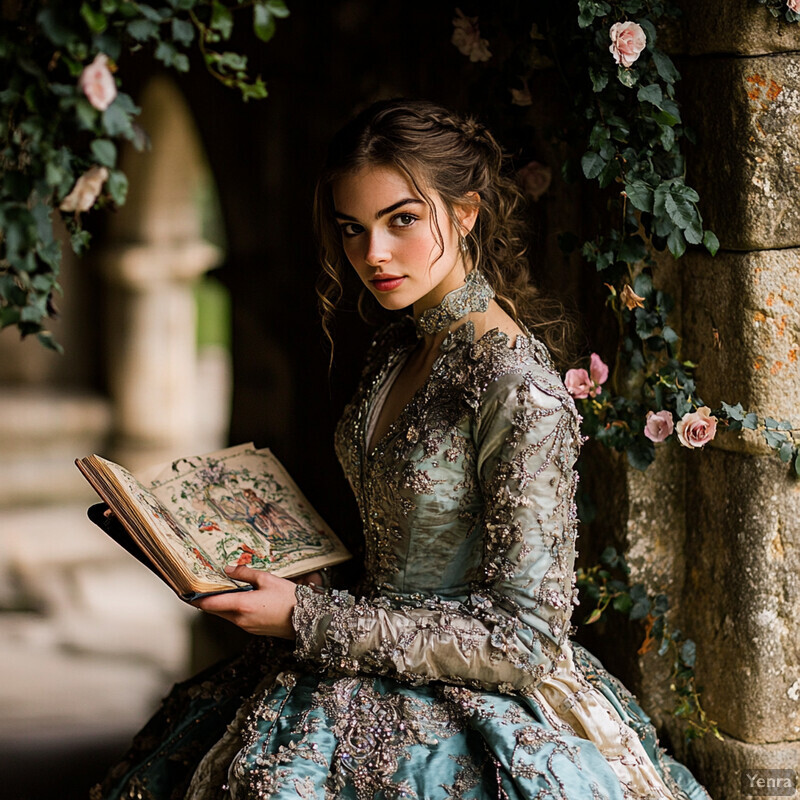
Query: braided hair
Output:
[[314, 98, 573, 366]]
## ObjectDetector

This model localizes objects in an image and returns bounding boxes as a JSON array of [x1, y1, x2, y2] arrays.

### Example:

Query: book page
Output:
[[142, 443, 350, 578], [99, 458, 236, 591]]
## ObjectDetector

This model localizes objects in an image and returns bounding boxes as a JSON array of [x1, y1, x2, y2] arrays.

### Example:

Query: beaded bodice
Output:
[[332, 316, 583, 659]]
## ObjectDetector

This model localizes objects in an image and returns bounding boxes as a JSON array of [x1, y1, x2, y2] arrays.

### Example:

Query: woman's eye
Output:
[[393, 213, 417, 228], [340, 223, 364, 237]]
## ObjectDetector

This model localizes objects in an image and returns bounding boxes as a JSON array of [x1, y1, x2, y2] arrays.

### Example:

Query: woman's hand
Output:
[[192, 565, 299, 639]]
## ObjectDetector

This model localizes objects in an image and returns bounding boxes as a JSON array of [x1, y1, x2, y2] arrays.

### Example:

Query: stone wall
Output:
[[608, 3, 800, 797]]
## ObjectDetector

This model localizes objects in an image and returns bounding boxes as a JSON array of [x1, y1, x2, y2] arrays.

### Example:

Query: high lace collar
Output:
[[414, 270, 495, 337]]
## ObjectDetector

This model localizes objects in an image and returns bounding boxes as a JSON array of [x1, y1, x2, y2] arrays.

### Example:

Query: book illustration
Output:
[[78, 442, 351, 599], [146, 445, 337, 575], [102, 458, 230, 586]]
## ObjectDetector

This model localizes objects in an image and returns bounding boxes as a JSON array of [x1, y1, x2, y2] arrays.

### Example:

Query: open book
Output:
[[76, 443, 351, 601]]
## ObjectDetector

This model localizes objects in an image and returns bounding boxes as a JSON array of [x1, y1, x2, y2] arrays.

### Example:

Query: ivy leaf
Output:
[[703, 230, 720, 256], [581, 151, 607, 180], [171, 18, 195, 46], [680, 639, 697, 668], [627, 440, 655, 471], [742, 412, 759, 430], [667, 227, 686, 259], [794, 451, 800, 477], [80, 3, 108, 34], [613, 594, 633, 614], [721, 401, 745, 421], [90, 138, 117, 167], [763, 429, 788, 449], [127, 19, 158, 41], [637, 83, 663, 108], [253, 3, 277, 42], [102, 102, 134, 138], [779, 442, 794, 463], [107, 169, 129, 205], [625, 180, 653, 212], [589, 66, 608, 92], [630, 599, 651, 621], [617, 66, 638, 88], [652, 50, 680, 84], [665, 191, 696, 230], [266, 0, 290, 18], [211, 1, 234, 38]]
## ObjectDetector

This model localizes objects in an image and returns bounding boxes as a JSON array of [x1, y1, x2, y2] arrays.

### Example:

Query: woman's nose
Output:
[[365, 232, 391, 266]]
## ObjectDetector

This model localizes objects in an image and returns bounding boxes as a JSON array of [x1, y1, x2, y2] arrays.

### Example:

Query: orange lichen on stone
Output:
[[766, 293, 775, 306], [753, 311, 767, 323], [767, 80, 783, 101], [776, 315, 787, 336], [789, 348, 798, 363], [753, 355, 766, 370], [747, 73, 766, 87], [770, 360, 784, 375]]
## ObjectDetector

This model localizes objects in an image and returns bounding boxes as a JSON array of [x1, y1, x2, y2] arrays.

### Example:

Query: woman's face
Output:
[[331, 165, 476, 315]]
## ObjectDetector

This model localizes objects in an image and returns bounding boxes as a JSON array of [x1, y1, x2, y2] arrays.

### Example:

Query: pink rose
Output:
[[644, 410, 674, 443], [451, 8, 492, 63], [59, 166, 109, 212], [676, 406, 718, 449], [589, 353, 609, 386], [789, 0, 800, 12], [79, 53, 117, 111], [565, 368, 593, 399], [517, 160, 552, 201], [565, 353, 609, 399], [609, 21, 647, 69]]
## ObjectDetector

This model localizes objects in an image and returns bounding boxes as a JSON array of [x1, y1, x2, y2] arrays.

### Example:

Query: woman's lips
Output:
[[370, 275, 405, 292]]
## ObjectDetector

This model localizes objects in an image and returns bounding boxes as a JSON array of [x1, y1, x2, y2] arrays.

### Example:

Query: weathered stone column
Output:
[[639, 5, 800, 797], [100, 76, 222, 470]]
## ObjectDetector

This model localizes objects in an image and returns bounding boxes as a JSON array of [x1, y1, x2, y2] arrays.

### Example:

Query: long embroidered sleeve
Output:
[[292, 327, 582, 695]]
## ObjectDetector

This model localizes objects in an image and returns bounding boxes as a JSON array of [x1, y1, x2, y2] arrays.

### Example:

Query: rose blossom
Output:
[[789, 0, 800, 12], [676, 406, 718, 449], [565, 353, 609, 399], [79, 53, 117, 111], [59, 166, 109, 213], [517, 160, 552, 201], [644, 410, 674, 443], [452, 8, 492, 63], [609, 21, 647, 69], [565, 368, 593, 399]]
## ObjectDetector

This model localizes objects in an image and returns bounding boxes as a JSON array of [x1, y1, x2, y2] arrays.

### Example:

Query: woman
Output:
[[95, 100, 710, 800]]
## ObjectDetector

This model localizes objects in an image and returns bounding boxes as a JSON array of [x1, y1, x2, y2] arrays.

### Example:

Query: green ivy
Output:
[[0, 1, 288, 348], [577, 547, 722, 742]]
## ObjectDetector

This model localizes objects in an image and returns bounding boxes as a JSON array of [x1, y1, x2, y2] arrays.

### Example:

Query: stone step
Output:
[[0, 389, 112, 506]]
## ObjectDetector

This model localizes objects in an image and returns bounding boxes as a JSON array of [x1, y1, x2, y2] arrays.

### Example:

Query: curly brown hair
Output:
[[314, 99, 573, 366]]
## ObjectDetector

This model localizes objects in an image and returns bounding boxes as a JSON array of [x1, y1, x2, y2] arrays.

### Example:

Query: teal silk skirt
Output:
[[92, 640, 710, 800]]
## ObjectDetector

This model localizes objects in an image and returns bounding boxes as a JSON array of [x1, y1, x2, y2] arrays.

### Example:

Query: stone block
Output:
[[680, 248, 800, 454], [669, 0, 800, 56], [682, 448, 800, 744], [681, 54, 800, 250], [671, 728, 800, 800]]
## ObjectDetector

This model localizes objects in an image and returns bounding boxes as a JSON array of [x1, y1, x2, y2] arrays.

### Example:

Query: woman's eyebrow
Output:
[[333, 198, 424, 222]]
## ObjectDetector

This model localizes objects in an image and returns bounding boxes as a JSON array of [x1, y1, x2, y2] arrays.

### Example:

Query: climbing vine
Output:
[[451, 1, 800, 476], [450, 0, 800, 740], [0, 0, 288, 349], [576, 548, 721, 741]]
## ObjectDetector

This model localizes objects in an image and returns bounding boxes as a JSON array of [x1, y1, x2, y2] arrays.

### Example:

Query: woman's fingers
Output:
[[224, 563, 266, 586]]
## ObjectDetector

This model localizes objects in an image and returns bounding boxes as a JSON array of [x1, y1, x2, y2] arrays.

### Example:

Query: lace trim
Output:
[[415, 269, 494, 336]]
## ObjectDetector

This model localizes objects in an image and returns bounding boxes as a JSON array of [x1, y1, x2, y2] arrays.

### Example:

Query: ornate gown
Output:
[[95, 287, 711, 800]]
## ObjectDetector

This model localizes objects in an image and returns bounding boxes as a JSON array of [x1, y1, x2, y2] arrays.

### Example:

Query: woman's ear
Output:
[[456, 191, 480, 236]]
